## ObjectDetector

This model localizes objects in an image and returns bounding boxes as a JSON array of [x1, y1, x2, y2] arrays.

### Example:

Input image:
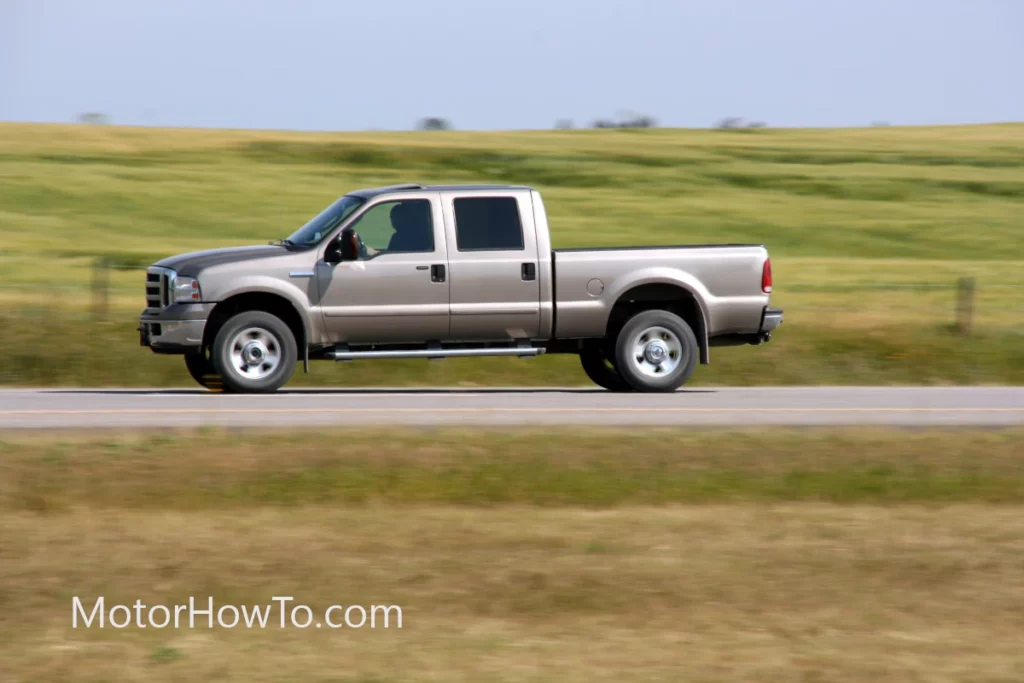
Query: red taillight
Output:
[[761, 258, 773, 294]]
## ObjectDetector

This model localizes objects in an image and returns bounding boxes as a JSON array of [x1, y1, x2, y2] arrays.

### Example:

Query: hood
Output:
[[154, 245, 291, 276]]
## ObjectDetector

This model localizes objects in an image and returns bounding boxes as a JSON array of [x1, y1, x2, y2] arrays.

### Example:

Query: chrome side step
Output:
[[328, 346, 544, 361]]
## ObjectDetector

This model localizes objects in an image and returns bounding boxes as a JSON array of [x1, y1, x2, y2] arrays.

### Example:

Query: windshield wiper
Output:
[[271, 238, 298, 247]]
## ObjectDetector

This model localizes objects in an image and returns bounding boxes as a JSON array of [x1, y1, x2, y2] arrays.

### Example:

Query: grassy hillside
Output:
[[0, 122, 1022, 386], [3, 122, 1023, 260]]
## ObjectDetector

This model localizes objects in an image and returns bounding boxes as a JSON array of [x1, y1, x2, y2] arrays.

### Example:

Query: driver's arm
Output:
[[352, 231, 380, 259]]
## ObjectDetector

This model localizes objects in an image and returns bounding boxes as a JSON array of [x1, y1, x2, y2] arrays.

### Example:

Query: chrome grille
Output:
[[145, 267, 174, 311]]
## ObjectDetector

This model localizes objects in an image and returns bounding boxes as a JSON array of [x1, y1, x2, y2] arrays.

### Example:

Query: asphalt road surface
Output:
[[0, 387, 1021, 429]]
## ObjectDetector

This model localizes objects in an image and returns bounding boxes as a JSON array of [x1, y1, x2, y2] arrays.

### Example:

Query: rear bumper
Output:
[[139, 303, 215, 354], [760, 307, 784, 333], [708, 306, 783, 348]]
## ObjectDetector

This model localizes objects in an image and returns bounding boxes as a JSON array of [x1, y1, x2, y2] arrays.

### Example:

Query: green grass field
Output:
[[7, 427, 1024, 510], [1, 122, 1022, 386]]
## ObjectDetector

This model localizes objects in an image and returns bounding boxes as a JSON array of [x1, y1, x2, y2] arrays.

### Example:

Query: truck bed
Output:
[[554, 243, 762, 252], [550, 244, 771, 340]]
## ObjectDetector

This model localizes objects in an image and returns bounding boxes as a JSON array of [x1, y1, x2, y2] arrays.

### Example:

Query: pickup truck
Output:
[[139, 183, 782, 393]]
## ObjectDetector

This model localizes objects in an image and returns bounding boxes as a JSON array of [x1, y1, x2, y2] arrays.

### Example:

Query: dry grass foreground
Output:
[[3, 506, 1024, 682], [2, 428, 1024, 681]]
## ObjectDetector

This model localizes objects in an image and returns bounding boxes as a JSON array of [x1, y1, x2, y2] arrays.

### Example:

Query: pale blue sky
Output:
[[1, 0, 1021, 131]]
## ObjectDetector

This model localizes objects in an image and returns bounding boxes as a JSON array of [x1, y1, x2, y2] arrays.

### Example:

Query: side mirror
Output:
[[325, 229, 359, 264], [339, 228, 359, 261], [324, 241, 343, 264]]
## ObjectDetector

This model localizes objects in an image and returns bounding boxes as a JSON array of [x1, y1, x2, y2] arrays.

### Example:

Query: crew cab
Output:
[[139, 183, 782, 392]]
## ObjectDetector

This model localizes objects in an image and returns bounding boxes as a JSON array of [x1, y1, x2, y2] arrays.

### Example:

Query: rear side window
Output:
[[453, 197, 524, 251]]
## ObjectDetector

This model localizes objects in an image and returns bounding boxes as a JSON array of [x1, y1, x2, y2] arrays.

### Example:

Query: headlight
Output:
[[171, 274, 202, 303]]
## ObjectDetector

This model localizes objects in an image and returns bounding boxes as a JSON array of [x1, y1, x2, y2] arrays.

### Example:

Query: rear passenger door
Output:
[[441, 192, 541, 341]]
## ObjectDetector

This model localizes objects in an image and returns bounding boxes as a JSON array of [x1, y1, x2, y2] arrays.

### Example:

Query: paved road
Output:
[[0, 387, 1021, 429]]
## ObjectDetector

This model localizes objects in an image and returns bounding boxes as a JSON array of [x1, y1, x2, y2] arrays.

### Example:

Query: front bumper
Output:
[[139, 303, 215, 354]]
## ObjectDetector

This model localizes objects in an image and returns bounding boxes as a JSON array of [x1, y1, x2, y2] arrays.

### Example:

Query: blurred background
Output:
[[1, 1, 1023, 681], [1, 0, 1022, 387]]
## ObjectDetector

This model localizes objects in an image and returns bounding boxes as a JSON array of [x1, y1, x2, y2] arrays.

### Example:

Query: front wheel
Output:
[[579, 342, 633, 392], [184, 350, 224, 391], [211, 311, 297, 394], [614, 310, 698, 392]]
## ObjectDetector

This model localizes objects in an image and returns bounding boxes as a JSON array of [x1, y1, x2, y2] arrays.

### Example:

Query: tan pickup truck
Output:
[[139, 183, 782, 393]]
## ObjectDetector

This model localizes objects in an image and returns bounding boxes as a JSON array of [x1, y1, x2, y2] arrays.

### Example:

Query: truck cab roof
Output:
[[349, 183, 535, 198]]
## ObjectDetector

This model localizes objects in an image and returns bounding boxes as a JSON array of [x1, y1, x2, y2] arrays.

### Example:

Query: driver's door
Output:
[[315, 194, 450, 344]]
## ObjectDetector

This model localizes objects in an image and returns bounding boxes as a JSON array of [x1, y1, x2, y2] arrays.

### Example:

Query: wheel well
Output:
[[203, 293, 306, 351], [606, 284, 709, 364]]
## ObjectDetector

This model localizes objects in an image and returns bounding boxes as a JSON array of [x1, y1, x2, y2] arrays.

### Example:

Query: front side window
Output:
[[453, 197, 524, 251], [347, 199, 434, 258]]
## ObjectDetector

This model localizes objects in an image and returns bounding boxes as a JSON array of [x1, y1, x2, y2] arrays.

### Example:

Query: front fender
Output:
[[206, 275, 319, 345]]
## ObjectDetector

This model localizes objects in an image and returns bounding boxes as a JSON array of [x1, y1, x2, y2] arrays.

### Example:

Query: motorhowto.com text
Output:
[[72, 596, 402, 629]]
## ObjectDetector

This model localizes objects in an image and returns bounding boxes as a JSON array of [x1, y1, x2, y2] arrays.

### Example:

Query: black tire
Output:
[[579, 342, 633, 392], [211, 311, 297, 394], [613, 310, 698, 393], [184, 350, 224, 391]]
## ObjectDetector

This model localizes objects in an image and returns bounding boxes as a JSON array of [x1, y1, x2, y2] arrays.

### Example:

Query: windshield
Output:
[[286, 195, 365, 246]]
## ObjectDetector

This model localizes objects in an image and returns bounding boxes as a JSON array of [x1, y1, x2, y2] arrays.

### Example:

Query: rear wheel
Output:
[[614, 310, 698, 392], [211, 311, 297, 394], [579, 342, 633, 392], [184, 349, 224, 391]]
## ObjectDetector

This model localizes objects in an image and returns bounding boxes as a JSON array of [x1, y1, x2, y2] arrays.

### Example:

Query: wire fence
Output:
[[1, 257, 1021, 335]]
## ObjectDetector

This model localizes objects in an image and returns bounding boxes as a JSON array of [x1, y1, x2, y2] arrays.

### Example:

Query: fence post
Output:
[[955, 276, 975, 335], [91, 257, 111, 322]]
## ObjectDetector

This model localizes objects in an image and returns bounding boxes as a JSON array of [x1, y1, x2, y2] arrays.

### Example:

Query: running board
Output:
[[328, 346, 544, 361]]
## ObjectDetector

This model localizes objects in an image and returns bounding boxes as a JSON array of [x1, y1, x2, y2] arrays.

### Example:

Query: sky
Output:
[[1, 0, 1021, 131]]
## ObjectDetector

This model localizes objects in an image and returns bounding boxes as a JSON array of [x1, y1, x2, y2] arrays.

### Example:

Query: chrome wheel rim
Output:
[[228, 327, 281, 380], [631, 326, 683, 378]]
